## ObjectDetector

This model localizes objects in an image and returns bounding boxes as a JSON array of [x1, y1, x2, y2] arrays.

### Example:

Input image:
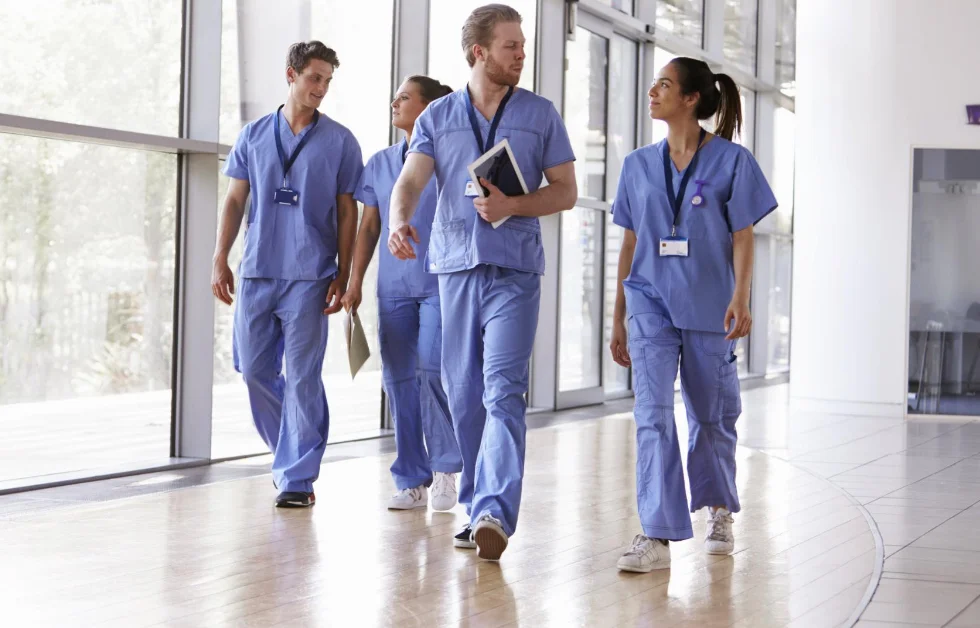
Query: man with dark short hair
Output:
[[212, 41, 363, 508]]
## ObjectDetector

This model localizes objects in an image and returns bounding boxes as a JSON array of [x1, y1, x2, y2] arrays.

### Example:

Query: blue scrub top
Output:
[[408, 88, 575, 275], [223, 110, 364, 281], [612, 137, 777, 333], [355, 140, 439, 299]]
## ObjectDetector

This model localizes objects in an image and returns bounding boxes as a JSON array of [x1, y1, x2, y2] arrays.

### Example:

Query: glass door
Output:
[[558, 14, 638, 408]]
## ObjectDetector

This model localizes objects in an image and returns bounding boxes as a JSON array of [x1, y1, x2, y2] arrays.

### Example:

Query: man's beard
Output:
[[485, 54, 520, 87]]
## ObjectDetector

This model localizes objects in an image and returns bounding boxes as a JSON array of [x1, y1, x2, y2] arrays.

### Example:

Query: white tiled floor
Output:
[[740, 386, 980, 626]]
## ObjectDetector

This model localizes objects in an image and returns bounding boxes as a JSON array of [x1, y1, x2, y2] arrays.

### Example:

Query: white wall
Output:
[[791, 0, 980, 414]]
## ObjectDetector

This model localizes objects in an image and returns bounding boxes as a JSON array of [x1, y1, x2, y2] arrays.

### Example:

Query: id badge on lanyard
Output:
[[660, 128, 707, 257], [273, 104, 319, 206], [464, 85, 514, 199]]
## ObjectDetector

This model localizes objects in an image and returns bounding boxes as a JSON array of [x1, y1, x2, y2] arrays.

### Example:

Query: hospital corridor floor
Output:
[[4, 384, 980, 627]]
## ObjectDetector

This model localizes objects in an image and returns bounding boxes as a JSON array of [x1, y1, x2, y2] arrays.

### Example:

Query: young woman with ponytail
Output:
[[609, 57, 778, 572], [342, 76, 462, 513]]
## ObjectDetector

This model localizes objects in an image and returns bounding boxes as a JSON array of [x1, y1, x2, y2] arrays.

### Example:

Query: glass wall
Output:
[[559, 208, 604, 391], [0, 1, 182, 136], [565, 28, 608, 202], [766, 238, 793, 372], [908, 148, 980, 416], [656, 1, 704, 45], [561, 20, 639, 402], [724, 0, 758, 75], [775, 0, 797, 96], [0, 135, 177, 482], [770, 107, 796, 233]]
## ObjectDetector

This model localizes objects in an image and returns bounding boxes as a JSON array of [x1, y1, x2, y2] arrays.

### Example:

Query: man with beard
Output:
[[213, 42, 363, 509], [387, 4, 577, 560]]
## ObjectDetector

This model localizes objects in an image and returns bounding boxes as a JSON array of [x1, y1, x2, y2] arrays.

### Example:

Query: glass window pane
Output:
[[607, 36, 638, 203], [771, 107, 795, 233], [594, 0, 634, 14], [775, 0, 797, 97], [738, 88, 755, 151], [313, 2, 395, 162], [656, 0, 704, 46], [211, 171, 262, 458], [0, 134, 177, 483], [0, 1, 182, 136], [428, 0, 537, 94], [559, 208, 604, 391], [565, 28, 609, 201], [604, 214, 630, 393], [766, 238, 792, 372], [724, 0, 758, 75], [650, 47, 674, 145], [908, 148, 980, 416], [735, 335, 749, 375], [220, 0, 395, 159]]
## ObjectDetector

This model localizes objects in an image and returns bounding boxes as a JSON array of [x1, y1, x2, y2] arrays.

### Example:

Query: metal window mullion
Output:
[[529, 0, 563, 410], [172, 0, 222, 459], [0, 113, 222, 154]]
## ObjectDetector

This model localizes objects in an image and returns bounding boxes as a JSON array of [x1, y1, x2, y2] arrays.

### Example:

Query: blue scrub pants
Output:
[[233, 278, 331, 494], [378, 295, 463, 490], [439, 265, 540, 537], [627, 309, 742, 541]]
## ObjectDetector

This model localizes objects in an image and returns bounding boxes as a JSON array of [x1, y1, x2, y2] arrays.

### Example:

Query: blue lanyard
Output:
[[465, 85, 514, 154], [401, 139, 408, 163], [662, 127, 707, 236], [274, 105, 320, 186]]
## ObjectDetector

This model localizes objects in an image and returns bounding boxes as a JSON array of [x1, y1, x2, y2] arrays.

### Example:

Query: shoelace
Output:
[[395, 487, 424, 501], [707, 511, 734, 541], [479, 514, 503, 528], [433, 473, 457, 496], [623, 534, 653, 557]]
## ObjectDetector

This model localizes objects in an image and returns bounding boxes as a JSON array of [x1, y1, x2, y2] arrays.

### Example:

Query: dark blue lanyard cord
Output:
[[662, 127, 707, 235], [274, 105, 320, 186], [465, 85, 514, 154]]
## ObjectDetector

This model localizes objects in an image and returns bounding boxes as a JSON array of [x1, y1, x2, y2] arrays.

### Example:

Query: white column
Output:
[[790, 0, 980, 416], [173, 0, 223, 459]]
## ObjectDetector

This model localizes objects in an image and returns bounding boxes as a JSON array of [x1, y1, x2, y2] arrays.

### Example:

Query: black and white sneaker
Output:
[[474, 515, 508, 561], [275, 491, 315, 508], [453, 524, 476, 549]]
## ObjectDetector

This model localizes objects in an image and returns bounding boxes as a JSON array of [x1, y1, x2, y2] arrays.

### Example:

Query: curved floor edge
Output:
[[746, 447, 886, 628]]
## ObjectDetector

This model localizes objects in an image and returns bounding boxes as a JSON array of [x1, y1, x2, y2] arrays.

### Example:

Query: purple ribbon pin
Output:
[[691, 180, 707, 206]]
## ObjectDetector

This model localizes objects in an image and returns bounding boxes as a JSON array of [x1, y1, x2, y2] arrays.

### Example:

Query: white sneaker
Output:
[[430, 472, 458, 512], [473, 514, 508, 561], [387, 485, 427, 510], [617, 534, 671, 573], [705, 507, 735, 555]]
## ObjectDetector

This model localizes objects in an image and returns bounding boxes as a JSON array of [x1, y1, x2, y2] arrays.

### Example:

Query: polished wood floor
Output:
[[1, 386, 889, 628]]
